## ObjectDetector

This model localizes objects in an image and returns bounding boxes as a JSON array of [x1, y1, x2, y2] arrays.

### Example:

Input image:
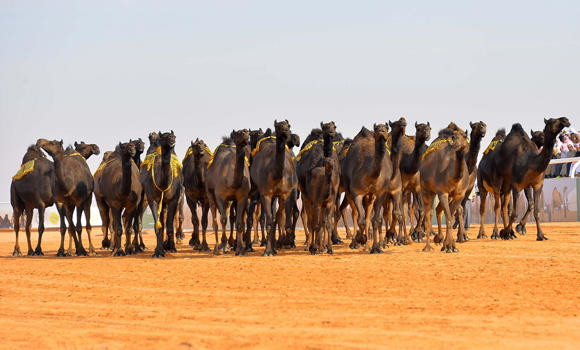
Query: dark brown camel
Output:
[[297, 122, 340, 254], [419, 123, 470, 253], [94, 141, 143, 256], [398, 122, 431, 243], [477, 129, 507, 239], [380, 118, 408, 246], [183, 138, 212, 251], [10, 145, 55, 256], [436, 121, 486, 242], [494, 117, 570, 241], [205, 129, 251, 255], [250, 120, 298, 256], [37, 139, 99, 256], [341, 123, 393, 253], [140, 130, 184, 257]]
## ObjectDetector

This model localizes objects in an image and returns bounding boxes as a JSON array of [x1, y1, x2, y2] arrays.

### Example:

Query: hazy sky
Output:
[[1, 1, 578, 202]]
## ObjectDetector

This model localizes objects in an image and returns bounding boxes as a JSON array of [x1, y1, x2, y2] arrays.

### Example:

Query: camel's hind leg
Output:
[[422, 191, 435, 252], [96, 197, 111, 249], [438, 192, 458, 253], [187, 197, 200, 249], [516, 187, 532, 235], [435, 202, 444, 244], [55, 204, 67, 257], [82, 199, 96, 255], [111, 207, 125, 256], [149, 200, 165, 258], [200, 201, 210, 252], [24, 207, 34, 256], [235, 198, 247, 256], [533, 185, 548, 241], [478, 188, 488, 239], [35, 204, 46, 255], [74, 205, 88, 256], [261, 195, 276, 256], [371, 195, 385, 254], [301, 206, 310, 246], [12, 206, 23, 256], [500, 188, 517, 240]]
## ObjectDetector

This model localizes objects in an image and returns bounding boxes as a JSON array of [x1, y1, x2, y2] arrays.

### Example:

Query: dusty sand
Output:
[[0, 223, 579, 349]]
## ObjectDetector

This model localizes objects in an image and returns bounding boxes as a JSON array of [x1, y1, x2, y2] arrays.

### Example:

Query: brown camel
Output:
[[297, 122, 340, 254], [398, 122, 431, 243], [37, 139, 100, 256], [420, 123, 470, 253], [476, 129, 507, 239], [341, 123, 393, 253], [140, 130, 184, 257], [205, 129, 251, 255], [94, 141, 143, 256], [10, 145, 55, 256], [436, 121, 486, 242], [250, 120, 298, 256], [514, 130, 545, 235], [495, 117, 570, 241], [183, 138, 212, 251], [381, 118, 408, 246]]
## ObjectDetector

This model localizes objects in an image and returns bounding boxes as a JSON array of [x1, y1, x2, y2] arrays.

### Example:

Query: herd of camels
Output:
[[10, 116, 570, 257]]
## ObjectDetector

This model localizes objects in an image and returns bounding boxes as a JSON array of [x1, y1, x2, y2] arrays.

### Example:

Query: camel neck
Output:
[[407, 137, 427, 174], [52, 153, 68, 190], [371, 137, 387, 179], [121, 154, 132, 195], [273, 137, 287, 180], [454, 148, 466, 182], [194, 155, 205, 187], [389, 131, 404, 180], [323, 134, 333, 157], [158, 146, 172, 189], [467, 134, 483, 174], [133, 153, 142, 168], [535, 130, 558, 173], [233, 146, 247, 188]]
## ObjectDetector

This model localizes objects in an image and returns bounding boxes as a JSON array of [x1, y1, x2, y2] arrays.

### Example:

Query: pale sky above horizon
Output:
[[1, 1, 579, 202]]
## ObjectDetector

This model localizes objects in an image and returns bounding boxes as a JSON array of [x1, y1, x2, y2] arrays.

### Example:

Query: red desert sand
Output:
[[0, 223, 579, 349]]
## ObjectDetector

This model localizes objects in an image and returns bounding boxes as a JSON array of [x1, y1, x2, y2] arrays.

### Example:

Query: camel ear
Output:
[[544, 118, 548, 124], [138, 138, 142, 142], [274, 119, 278, 125], [59, 139, 63, 145], [373, 123, 377, 129], [171, 130, 174, 135], [415, 121, 418, 128], [74, 141, 78, 147], [427, 122, 430, 127], [158, 131, 162, 137], [320, 122, 324, 129], [530, 129, 533, 135], [285, 119, 289, 124], [470, 122, 474, 128]]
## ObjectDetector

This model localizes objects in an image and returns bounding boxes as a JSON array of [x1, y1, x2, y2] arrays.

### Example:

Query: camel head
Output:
[[191, 138, 208, 158], [231, 129, 250, 147], [530, 130, 545, 148], [249, 129, 265, 148], [74, 141, 101, 159], [36, 138, 64, 157], [274, 119, 291, 141], [415, 122, 431, 143], [148, 132, 159, 146], [469, 121, 487, 141], [130, 138, 145, 155], [450, 127, 469, 152], [388, 117, 407, 138], [543, 117, 570, 136], [288, 134, 301, 148], [320, 121, 337, 139], [373, 123, 389, 142], [159, 130, 176, 150], [118, 141, 136, 159], [22, 145, 46, 163]]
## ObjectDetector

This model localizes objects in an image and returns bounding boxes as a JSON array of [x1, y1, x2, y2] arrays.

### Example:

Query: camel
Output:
[[341, 122, 394, 253], [10, 145, 55, 256], [37, 139, 100, 256], [398, 122, 431, 243], [476, 129, 507, 239], [494, 117, 570, 241], [420, 123, 470, 253], [551, 186, 568, 219], [94, 141, 143, 256], [297, 122, 340, 254], [140, 130, 184, 257], [514, 130, 545, 235], [246, 129, 267, 247], [250, 120, 298, 256], [436, 121, 486, 242], [281, 133, 302, 249], [205, 129, 251, 255], [183, 138, 212, 251]]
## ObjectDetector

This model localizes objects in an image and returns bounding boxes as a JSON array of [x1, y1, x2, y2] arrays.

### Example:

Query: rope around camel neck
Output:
[[151, 154, 174, 230]]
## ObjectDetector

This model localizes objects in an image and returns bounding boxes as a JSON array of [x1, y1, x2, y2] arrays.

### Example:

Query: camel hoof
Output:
[[101, 239, 111, 249], [152, 249, 165, 258], [76, 248, 88, 256], [327, 247, 334, 254], [516, 223, 526, 235], [349, 241, 359, 249], [442, 245, 459, 253], [477, 233, 488, 239], [370, 246, 383, 254], [113, 250, 126, 257], [199, 244, 211, 252], [331, 236, 343, 245], [244, 246, 255, 253], [27, 249, 35, 256], [262, 249, 277, 257], [537, 234, 548, 241], [34, 248, 44, 256], [422, 244, 434, 252], [12, 248, 22, 256], [56, 249, 66, 257], [189, 238, 200, 248], [235, 249, 247, 256]]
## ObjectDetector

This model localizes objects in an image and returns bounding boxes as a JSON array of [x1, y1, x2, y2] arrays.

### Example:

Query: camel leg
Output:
[[228, 203, 236, 249], [438, 192, 458, 253], [96, 197, 111, 249], [111, 207, 125, 256], [24, 207, 34, 256], [187, 197, 201, 249], [301, 206, 310, 246], [332, 195, 342, 243], [164, 199, 179, 253], [149, 200, 165, 258], [176, 195, 185, 242], [412, 190, 426, 242], [455, 199, 466, 243], [339, 196, 353, 239], [73, 205, 88, 256], [391, 191, 407, 246], [64, 205, 83, 256], [200, 201, 210, 252], [56, 205, 67, 257], [235, 198, 248, 255], [478, 188, 488, 239], [516, 187, 532, 235], [261, 195, 276, 256], [138, 196, 148, 250], [259, 207, 267, 247], [82, 199, 96, 255], [123, 209, 135, 255], [435, 202, 444, 244], [401, 191, 409, 244], [363, 195, 376, 252], [490, 192, 501, 239], [131, 203, 143, 253], [213, 197, 228, 255], [422, 191, 435, 252], [12, 206, 23, 256], [276, 197, 287, 251], [371, 195, 385, 253], [500, 187, 518, 240], [348, 195, 361, 249], [251, 201, 261, 245], [533, 185, 548, 241], [35, 204, 46, 255]]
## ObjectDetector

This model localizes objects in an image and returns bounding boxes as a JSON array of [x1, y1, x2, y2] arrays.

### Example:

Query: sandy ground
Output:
[[0, 223, 579, 349]]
